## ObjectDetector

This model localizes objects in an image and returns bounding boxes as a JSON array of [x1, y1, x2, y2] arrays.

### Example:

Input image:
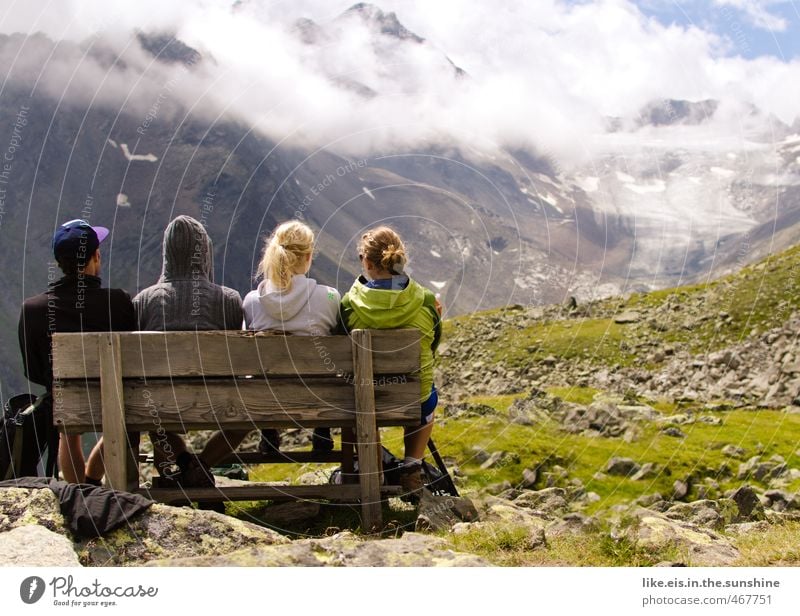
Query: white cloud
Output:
[[0, 0, 798, 166], [714, 0, 789, 31]]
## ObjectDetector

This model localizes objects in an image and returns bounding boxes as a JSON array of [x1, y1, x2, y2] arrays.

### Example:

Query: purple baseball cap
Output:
[[52, 219, 110, 262]]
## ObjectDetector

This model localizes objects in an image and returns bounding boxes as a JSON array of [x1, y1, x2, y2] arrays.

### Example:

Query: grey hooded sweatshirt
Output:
[[243, 274, 340, 336], [133, 215, 243, 331]]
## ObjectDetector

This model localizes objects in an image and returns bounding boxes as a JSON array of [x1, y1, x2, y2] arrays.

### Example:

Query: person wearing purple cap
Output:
[[18, 219, 136, 483]]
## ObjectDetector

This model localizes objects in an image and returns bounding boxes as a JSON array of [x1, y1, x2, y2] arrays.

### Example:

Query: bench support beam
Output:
[[351, 330, 382, 531]]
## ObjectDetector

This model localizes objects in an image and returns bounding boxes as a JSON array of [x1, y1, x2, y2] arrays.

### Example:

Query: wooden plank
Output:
[[139, 484, 404, 504], [99, 333, 127, 491], [351, 330, 382, 531], [54, 377, 421, 433], [52, 330, 421, 379]]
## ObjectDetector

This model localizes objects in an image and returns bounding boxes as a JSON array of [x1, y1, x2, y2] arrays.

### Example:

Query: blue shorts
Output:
[[421, 385, 438, 425]]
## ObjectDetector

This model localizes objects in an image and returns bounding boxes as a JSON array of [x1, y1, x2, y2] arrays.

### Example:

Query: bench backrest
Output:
[[52, 330, 422, 433]]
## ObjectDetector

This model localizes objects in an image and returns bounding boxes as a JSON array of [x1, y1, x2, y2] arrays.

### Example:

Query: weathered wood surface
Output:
[[54, 376, 420, 433], [99, 334, 128, 491], [351, 330, 382, 530], [52, 330, 421, 379], [139, 484, 404, 504]]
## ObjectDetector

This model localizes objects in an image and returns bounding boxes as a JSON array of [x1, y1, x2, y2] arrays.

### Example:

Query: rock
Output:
[[259, 501, 321, 527], [484, 481, 513, 495], [0, 487, 68, 536], [416, 492, 480, 532], [606, 457, 641, 477], [614, 311, 641, 324], [631, 463, 661, 481], [480, 451, 519, 470], [148, 531, 488, 566], [672, 479, 690, 501], [721, 444, 746, 459], [730, 486, 765, 520], [79, 504, 288, 566], [615, 508, 739, 566], [0, 525, 81, 566], [664, 499, 738, 530], [763, 489, 800, 512], [469, 446, 491, 464], [513, 488, 568, 517], [661, 427, 686, 438], [546, 512, 597, 538], [519, 467, 539, 489], [635, 493, 666, 508]]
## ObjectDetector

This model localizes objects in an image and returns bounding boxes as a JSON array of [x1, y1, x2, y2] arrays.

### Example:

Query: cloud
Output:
[[713, 0, 790, 31], [0, 0, 798, 167]]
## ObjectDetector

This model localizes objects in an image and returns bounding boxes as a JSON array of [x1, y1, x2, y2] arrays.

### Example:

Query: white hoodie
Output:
[[243, 274, 340, 336]]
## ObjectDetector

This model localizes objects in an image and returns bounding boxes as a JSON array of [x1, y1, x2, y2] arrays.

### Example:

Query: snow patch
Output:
[[429, 280, 447, 290], [120, 143, 158, 162], [624, 180, 666, 194], [710, 166, 735, 178], [362, 186, 376, 200], [576, 176, 599, 193], [107, 139, 118, 148], [430, 250, 441, 258], [116, 193, 130, 207]]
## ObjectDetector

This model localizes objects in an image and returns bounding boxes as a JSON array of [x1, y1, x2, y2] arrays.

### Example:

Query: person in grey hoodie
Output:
[[243, 220, 341, 452], [134, 215, 249, 487]]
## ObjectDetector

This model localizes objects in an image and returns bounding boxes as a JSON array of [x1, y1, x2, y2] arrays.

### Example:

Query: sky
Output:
[[0, 0, 797, 164]]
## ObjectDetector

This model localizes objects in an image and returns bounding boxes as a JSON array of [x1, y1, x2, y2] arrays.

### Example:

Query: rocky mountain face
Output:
[[1, 3, 799, 398]]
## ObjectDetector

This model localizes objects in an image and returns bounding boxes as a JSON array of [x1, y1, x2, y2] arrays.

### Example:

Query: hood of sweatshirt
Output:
[[345, 275, 426, 328], [160, 215, 214, 282], [256, 274, 319, 321]]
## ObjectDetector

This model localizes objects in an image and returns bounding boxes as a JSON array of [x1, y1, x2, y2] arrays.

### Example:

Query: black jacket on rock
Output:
[[18, 274, 136, 390]]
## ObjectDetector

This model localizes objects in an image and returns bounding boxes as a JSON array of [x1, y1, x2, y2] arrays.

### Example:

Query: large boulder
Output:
[[78, 504, 288, 566], [0, 525, 81, 567], [615, 508, 739, 566], [146, 532, 488, 566], [416, 492, 480, 532]]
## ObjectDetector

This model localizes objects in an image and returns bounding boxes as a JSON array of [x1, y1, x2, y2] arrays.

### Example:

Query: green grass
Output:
[[427, 395, 800, 514], [441, 243, 800, 374]]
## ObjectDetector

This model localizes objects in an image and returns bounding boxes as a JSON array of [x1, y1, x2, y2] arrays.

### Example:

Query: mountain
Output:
[[1, 4, 799, 399]]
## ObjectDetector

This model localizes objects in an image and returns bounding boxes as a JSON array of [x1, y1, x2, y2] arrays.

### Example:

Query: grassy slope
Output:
[[231, 245, 800, 564], [441, 243, 800, 371]]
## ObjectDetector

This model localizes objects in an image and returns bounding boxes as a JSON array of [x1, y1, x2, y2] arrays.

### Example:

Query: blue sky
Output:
[[634, 0, 800, 60]]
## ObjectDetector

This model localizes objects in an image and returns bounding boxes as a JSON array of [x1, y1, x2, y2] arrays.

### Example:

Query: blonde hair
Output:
[[359, 226, 407, 275], [257, 221, 314, 290]]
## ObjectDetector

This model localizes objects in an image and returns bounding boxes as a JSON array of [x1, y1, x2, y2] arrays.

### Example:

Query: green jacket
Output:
[[340, 276, 441, 400]]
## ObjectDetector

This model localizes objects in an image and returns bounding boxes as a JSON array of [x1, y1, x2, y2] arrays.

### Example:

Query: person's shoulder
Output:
[[106, 287, 135, 307], [219, 284, 243, 303], [315, 283, 341, 303]]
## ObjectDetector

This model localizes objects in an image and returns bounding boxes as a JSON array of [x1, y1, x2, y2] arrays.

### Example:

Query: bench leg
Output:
[[100, 333, 128, 492], [351, 330, 381, 531]]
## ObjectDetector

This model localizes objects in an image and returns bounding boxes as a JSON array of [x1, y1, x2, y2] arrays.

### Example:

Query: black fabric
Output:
[[0, 394, 54, 479], [0, 477, 153, 538], [18, 275, 137, 389]]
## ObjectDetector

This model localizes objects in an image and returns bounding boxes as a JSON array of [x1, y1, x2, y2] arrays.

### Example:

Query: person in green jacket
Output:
[[340, 226, 441, 502]]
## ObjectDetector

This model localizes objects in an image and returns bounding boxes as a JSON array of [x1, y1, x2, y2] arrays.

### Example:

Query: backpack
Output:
[[329, 441, 459, 497], [0, 393, 58, 480]]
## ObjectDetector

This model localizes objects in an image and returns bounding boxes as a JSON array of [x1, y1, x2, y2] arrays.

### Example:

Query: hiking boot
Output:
[[311, 427, 334, 452], [399, 464, 424, 504], [177, 454, 215, 488], [258, 429, 281, 454]]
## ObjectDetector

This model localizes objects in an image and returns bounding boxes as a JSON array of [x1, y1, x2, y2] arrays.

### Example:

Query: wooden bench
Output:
[[51, 329, 422, 529]]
